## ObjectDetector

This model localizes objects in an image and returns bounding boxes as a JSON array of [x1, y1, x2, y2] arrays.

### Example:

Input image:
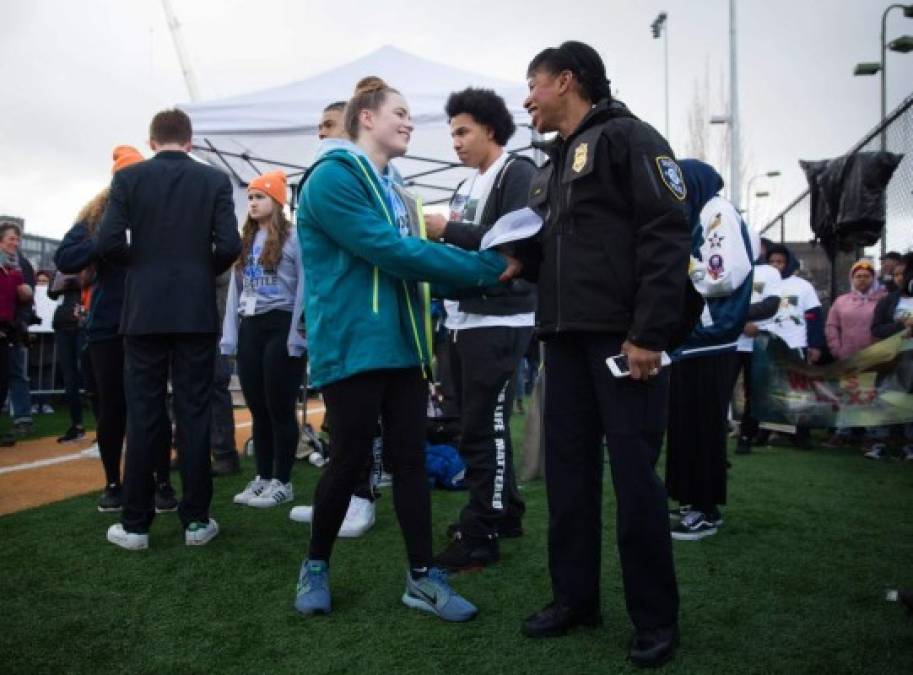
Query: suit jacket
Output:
[[96, 151, 241, 335]]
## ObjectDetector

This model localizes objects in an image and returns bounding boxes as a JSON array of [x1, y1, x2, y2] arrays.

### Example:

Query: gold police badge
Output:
[[572, 142, 588, 173]]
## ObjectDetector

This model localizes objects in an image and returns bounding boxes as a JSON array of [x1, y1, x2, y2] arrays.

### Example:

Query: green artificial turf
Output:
[[1, 417, 911, 674]]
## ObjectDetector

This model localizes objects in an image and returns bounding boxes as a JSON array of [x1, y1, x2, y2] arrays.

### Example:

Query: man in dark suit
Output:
[[98, 108, 241, 550]]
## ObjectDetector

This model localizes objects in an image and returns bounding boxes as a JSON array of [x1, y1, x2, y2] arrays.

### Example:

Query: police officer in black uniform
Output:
[[516, 41, 699, 668]]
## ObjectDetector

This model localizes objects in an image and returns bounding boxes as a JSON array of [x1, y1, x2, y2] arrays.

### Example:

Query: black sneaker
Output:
[[670, 510, 719, 541], [211, 453, 241, 477], [57, 426, 86, 444], [433, 534, 499, 572], [97, 484, 122, 512], [155, 482, 178, 513], [498, 518, 524, 539]]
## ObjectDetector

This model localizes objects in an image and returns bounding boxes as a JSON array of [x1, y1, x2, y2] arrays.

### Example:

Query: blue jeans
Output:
[[8, 344, 32, 423]]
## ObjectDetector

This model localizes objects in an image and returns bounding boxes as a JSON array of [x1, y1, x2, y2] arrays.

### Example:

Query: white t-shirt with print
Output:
[[766, 274, 821, 349], [443, 150, 534, 330], [893, 297, 913, 322], [737, 264, 782, 352]]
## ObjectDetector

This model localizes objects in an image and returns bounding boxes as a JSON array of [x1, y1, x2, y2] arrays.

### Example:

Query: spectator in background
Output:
[[222, 170, 306, 508], [879, 251, 902, 293], [29, 271, 57, 415], [824, 260, 886, 448], [870, 253, 913, 461], [8, 232, 37, 436], [764, 243, 824, 449], [0, 222, 33, 446], [48, 271, 86, 442]]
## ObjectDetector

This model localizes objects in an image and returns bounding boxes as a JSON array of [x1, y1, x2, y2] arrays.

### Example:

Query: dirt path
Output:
[[0, 402, 325, 517]]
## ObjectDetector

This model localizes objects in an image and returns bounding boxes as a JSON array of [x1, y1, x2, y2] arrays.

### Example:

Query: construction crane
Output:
[[160, 0, 200, 101]]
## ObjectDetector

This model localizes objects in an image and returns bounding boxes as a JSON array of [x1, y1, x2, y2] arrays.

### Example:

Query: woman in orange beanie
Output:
[[222, 170, 306, 508], [52, 146, 177, 513]]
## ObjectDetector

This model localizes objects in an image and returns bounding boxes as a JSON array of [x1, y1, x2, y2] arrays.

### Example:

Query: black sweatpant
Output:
[[544, 332, 678, 630], [449, 325, 530, 539], [55, 329, 83, 427], [236, 310, 305, 484], [121, 333, 215, 532], [665, 352, 739, 512], [309, 367, 431, 569], [89, 338, 170, 488]]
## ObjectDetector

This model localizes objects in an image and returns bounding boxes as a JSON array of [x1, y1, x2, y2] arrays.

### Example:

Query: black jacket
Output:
[[516, 100, 699, 351], [441, 154, 538, 316], [96, 151, 241, 335], [871, 290, 906, 339]]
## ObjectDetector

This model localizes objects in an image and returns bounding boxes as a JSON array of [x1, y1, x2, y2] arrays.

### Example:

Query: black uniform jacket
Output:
[[517, 99, 701, 352]]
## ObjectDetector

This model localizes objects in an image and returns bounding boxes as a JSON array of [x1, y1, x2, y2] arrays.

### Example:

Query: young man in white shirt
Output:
[[764, 243, 824, 449], [424, 87, 536, 571]]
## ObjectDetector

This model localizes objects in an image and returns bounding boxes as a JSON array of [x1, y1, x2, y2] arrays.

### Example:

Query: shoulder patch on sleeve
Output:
[[655, 156, 687, 201]]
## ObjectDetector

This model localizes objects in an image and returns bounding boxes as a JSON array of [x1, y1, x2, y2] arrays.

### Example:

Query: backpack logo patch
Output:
[[656, 156, 687, 201]]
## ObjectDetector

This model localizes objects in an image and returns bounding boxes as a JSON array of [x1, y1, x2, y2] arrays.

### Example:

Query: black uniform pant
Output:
[[665, 352, 739, 512], [544, 332, 678, 630], [237, 311, 304, 484], [449, 325, 530, 539], [309, 367, 431, 569], [90, 338, 169, 488], [121, 334, 215, 532]]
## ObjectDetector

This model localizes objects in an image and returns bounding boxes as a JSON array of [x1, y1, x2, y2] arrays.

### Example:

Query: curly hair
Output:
[[76, 187, 110, 236], [445, 88, 516, 146], [236, 201, 291, 273]]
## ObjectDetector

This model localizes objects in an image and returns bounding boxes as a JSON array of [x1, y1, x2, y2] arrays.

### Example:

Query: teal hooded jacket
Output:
[[297, 145, 507, 388]]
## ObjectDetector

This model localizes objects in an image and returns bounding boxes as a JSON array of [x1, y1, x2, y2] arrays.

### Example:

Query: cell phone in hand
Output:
[[606, 352, 672, 378]]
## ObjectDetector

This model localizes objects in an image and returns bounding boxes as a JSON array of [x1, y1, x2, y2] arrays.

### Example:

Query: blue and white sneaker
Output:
[[401, 567, 478, 622], [294, 559, 331, 616]]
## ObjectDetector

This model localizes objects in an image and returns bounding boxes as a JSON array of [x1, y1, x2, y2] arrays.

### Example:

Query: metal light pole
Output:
[[729, 0, 741, 212], [745, 170, 781, 225], [855, 4, 913, 254], [651, 12, 670, 142]]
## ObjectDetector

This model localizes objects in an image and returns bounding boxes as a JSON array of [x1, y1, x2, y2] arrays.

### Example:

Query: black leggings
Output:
[[237, 310, 305, 484], [309, 367, 431, 568], [89, 338, 170, 487]]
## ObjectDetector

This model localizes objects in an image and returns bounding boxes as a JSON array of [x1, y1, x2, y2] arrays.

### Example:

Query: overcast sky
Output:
[[1, 0, 910, 240]]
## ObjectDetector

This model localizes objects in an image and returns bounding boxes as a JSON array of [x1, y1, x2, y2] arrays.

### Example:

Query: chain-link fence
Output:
[[761, 91, 913, 254]]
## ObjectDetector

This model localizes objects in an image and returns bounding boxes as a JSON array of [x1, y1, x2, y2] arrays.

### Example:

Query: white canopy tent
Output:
[[179, 45, 535, 215]]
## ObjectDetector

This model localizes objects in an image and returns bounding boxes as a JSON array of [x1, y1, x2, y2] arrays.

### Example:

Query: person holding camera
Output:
[[0, 222, 34, 446]]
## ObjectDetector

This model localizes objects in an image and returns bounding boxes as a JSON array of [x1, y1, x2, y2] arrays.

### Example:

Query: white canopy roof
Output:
[[179, 45, 534, 208]]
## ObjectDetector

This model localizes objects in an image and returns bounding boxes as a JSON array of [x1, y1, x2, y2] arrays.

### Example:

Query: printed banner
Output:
[[750, 332, 913, 427]]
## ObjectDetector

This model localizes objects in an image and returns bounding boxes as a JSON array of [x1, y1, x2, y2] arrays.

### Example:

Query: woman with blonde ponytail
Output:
[[292, 76, 519, 622], [221, 170, 306, 509]]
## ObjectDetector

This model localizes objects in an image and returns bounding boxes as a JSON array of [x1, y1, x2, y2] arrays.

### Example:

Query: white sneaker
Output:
[[308, 452, 328, 468], [339, 496, 376, 538], [41, 403, 55, 414], [248, 479, 294, 508], [106, 523, 149, 551], [864, 443, 888, 460], [289, 505, 313, 523], [185, 518, 219, 546], [233, 476, 269, 505], [903, 444, 913, 461]]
